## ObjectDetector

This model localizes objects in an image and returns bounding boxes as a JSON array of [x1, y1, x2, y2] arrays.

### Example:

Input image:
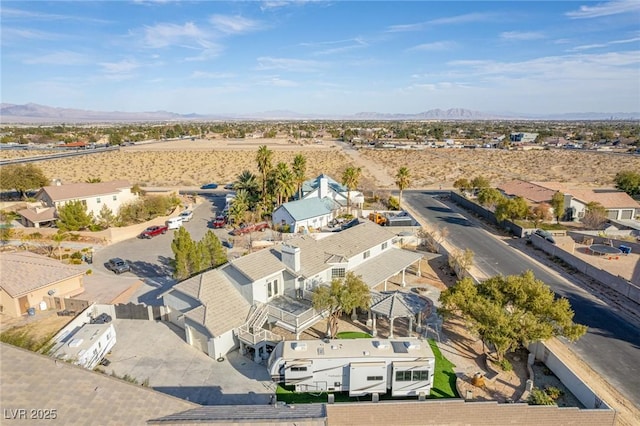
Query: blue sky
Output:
[[2, 1, 639, 115]]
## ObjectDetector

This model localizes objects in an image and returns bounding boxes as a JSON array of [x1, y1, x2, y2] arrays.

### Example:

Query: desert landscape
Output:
[[2, 138, 639, 189]]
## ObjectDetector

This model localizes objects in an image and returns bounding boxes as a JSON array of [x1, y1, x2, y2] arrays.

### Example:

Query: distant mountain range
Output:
[[0, 103, 638, 123]]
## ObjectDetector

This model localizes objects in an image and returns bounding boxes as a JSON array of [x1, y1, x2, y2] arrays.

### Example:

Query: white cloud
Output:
[[566, 0, 640, 19], [98, 60, 140, 81], [407, 41, 456, 51], [1, 7, 111, 23], [142, 22, 206, 48], [500, 31, 545, 41], [1, 27, 63, 43], [302, 38, 368, 56], [387, 13, 493, 32], [259, 76, 299, 87], [190, 71, 234, 79], [209, 15, 262, 34], [23, 51, 89, 65], [256, 56, 325, 72], [571, 36, 640, 51]]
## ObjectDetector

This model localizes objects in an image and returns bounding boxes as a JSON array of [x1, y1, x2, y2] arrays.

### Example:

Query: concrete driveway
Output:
[[106, 319, 275, 405]]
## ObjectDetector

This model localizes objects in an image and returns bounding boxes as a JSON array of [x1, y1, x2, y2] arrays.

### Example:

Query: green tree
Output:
[[477, 188, 505, 209], [395, 167, 411, 210], [51, 230, 69, 260], [273, 162, 296, 206], [85, 177, 102, 183], [229, 196, 249, 226], [256, 145, 273, 203], [495, 197, 529, 222], [582, 202, 607, 229], [235, 170, 260, 207], [96, 204, 116, 229], [312, 272, 371, 338], [199, 229, 227, 268], [431, 126, 444, 141], [529, 202, 552, 227], [453, 178, 473, 193], [341, 166, 362, 213], [471, 175, 491, 193], [292, 153, 307, 200], [171, 227, 196, 280], [614, 170, 640, 197], [550, 192, 565, 223], [0, 164, 49, 199], [56, 201, 93, 231], [131, 183, 146, 196], [108, 132, 123, 145], [439, 271, 587, 360]]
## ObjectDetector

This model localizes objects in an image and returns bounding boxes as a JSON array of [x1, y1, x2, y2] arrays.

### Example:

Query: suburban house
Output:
[[50, 323, 116, 370], [300, 174, 365, 209], [498, 179, 640, 222], [509, 132, 538, 143], [163, 221, 423, 362], [18, 179, 137, 227], [0, 252, 85, 317], [534, 182, 640, 222], [272, 197, 339, 233]]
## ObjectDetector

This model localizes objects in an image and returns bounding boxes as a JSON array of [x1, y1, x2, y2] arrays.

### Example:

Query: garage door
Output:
[[621, 210, 633, 220], [188, 327, 209, 355]]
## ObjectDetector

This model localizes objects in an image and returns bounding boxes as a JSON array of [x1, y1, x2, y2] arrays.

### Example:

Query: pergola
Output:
[[368, 291, 433, 338]]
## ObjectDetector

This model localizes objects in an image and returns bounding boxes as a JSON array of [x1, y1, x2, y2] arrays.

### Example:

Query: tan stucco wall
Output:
[[0, 275, 84, 317]]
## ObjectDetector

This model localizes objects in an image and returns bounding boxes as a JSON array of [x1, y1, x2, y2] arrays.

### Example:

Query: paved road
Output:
[[404, 190, 640, 408]]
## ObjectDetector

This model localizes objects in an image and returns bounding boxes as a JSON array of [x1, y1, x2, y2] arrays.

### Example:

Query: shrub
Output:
[[70, 259, 83, 265], [527, 388, 555, 405], [545, 386, 563, 401], [496, 358, 513, 372], [70, 251, 83, 259], [387, 195, 400, 210], [86, 269, 93, 275]]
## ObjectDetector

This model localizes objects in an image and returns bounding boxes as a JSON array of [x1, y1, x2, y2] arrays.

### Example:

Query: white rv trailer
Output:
[[267, 338, 435, 397]]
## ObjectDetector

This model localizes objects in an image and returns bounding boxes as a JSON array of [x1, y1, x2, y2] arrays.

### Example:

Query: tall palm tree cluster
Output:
[[227, 145, 307, 225]]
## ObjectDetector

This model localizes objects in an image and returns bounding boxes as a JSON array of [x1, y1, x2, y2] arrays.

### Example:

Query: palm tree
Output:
[[395, 167, 411, 210], [256, 145, 273, 203], [341, 166, 362, 213], [274, 162, 296, 206], [235, 170, 260, 207], [292, 154, 307, 200]]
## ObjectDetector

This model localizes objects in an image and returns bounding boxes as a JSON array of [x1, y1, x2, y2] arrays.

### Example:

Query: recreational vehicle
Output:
[[268, 338, 435, 397]]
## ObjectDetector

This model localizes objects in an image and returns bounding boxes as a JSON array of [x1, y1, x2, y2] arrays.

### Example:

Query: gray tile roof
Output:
[[350, 247, 424, 288], [228, 248, 286, 282], [0, 343, 198, 425], [275, 197, 333, 221], [148, 404, 326, 424], [17, 206, 56, 223], [0, 252, 84, 298], [39, 179, 131, 202], [370, 290, 433, 318], [178, 269, 251, 336]]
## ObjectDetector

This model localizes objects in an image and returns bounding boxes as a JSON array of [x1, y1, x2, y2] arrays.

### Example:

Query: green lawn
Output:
[[275, 338, 459, 403], [335, 331, 372, 339]]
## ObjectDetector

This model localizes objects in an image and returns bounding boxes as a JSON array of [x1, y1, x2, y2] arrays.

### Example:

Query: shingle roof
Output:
[[39, 179, 131, 202], [229, 248, 286, 282], [17, 206, 56, 223], [301, 174, 347, 194], [0, 252, 84, 298], [275, 197, 333, 221], [534, 182, 640, 209], [178, 269, 251, 336], [370, 290, 433, 318], [0, 343, 198, 425], [498, 180, 556, 203]]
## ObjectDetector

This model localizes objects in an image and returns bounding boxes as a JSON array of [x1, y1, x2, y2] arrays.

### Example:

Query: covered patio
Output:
[[351, 247, 426, 289]]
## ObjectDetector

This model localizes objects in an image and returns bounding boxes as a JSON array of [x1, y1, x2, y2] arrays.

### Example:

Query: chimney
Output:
[[281, 244, 301, 272], [51, 178, 62, 186], [319, 176, 329, 199]]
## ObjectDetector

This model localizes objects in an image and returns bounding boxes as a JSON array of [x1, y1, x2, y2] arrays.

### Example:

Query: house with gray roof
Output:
[[272, 197, 338, 233], [163, 221, 423, 362]]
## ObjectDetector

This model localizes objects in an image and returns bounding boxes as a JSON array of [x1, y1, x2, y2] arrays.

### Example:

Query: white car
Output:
[[179, 210, 193, 222]]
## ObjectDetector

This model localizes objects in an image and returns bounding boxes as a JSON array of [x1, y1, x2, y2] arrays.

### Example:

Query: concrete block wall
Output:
[[529, 341, 611, 410]]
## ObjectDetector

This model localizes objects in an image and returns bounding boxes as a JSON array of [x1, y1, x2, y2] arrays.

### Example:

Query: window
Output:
[[395, 371, 412, 381], [332, 268, 346, 278], [367, 376, 383, 381], [291, 366, 307, 372], [113, 195, 117, 201], [381, 242, 388, 250], [363, 250, 370, 260], [268, 279, 279, 298], [412, 370, 429, 381], [96, 198, 101, 203]]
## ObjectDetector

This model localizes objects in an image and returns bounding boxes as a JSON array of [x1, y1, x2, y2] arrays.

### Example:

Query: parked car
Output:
[[91, 313, 112, 324], [201, 183, 219, 189], [139, 225, 168, 238], [105, 257, 130, 274], [211, 215, 227, 229], [224, 182, 235, 190], [533, 229, 556, 244], [230, 221, 270, 236], [166, 217, 184, 230], [179, 210, 193, 222]]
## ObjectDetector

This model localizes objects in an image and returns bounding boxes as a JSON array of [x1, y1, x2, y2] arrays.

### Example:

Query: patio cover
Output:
[[370, 291, 433, 319], [350, 247, 424, 289]]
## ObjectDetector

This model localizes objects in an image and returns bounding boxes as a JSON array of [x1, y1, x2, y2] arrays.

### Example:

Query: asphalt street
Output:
[[404, 190, 640, 408]]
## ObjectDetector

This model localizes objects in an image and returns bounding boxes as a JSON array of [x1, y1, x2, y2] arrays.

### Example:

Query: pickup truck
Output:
[[139, 225, 168, 238], [230, 221, 269, 236], [211, 215, 227, 229]]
